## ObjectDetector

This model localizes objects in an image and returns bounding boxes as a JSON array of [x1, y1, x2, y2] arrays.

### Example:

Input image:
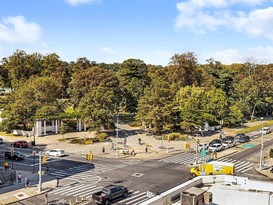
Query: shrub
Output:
[[96, 133, 108, 141], [164, 133, 188, 141]]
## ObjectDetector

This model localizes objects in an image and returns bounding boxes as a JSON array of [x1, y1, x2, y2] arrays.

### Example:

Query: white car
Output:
[[46, 149, 65, 157], [208, 144, 222, 152], [258, 127, 270, 135]]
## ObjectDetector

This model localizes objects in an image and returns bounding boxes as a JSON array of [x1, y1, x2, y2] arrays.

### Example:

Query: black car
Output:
[[5, 151, 25, 160], [238, 135, 250, 143]]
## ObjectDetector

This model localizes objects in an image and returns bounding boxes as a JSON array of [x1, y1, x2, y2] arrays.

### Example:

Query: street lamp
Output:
[[115, 111, 119, 157], [259, 118, 265, 170]]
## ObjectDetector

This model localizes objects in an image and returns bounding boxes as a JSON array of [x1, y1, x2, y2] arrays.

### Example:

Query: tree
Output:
[[175, 86, 205, 133], [68, 66, 120, 108], [77, 86, 117, 131], [118, 59, 150, 112], [1, 76, 60, 132]]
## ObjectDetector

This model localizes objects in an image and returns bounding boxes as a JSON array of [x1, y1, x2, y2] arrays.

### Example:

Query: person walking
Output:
[[145, 147, 148, 153], [102, 147, 105, 154], [46, 165, 49, 174], [4, 161, 9, 170], [17, 173, 22, 183], [25, 177, 30, 188], [56, 178, 60, 187], [138, 138, 141, 145]]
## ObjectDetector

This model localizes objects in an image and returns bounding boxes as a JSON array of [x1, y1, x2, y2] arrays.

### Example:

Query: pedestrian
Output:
[[138, 138, 141, 145], [56, 178, 60, 187], [44, 192, 48, 204], [270, 167, 273, 174], [4, 161, 9, 170], [46, 165, 49, 174], [25, 177, 30, 188], [102, 147, 105, 154], [145, 147, 148, 153], [131, 150, 136, 156], [111, 142, 114, 150], [17, 173, 22, 183]]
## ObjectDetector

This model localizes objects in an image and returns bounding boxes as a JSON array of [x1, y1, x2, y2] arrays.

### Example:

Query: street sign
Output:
[[242, 143, 255, 149], [201, 149, 206, 157]]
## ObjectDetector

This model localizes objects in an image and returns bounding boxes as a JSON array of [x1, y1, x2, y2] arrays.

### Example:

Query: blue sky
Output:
[[1, 0, 273, 66]]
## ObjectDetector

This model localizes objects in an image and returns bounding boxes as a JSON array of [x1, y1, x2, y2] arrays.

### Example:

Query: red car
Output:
[[12, 140, 28, 148]]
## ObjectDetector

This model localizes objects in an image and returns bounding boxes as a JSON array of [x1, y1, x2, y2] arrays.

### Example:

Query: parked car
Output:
[[12, 140, 28, 148], [209, 139, 222, 146], [258, 127, 270, 135], [92, 184, 128, 205], [238, 135, 250, 143], [46, 149, 65, 157], [0, 137, 3, 144], [208, 144, 222, 152], [5, 151, 25, 160], [222, 136, 236, 149], [198, 143, 208, 151]]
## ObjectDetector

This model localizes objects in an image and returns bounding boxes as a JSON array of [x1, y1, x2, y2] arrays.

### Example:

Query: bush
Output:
[[164, 133, 188, 141], [96, 133, 108, 142]]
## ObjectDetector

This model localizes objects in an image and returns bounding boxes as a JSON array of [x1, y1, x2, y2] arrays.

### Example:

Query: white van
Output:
[[258, 127, 270, 135]]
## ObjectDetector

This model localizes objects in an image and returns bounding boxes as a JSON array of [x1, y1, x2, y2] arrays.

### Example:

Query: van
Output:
[[190, 161, 235, 177], [258, 127, 270, 135]]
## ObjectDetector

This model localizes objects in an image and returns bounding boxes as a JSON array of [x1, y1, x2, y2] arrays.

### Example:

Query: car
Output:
[[12, 140, 28, 148], [209, 139, 222, 146], [258, 127, 270, 135], [46, 149, 65, 157], [5, 151, 25, 160], [222, 136, 236, 148], [238, 135, 250, 143], [198, 143, 208, 151], [0, 137, 3, 144], [208, 144, 222, 152]]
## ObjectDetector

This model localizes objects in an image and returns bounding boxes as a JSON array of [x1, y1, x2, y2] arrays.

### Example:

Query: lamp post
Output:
[[259, 119, 265, 170], [116, 112, 119, 157]]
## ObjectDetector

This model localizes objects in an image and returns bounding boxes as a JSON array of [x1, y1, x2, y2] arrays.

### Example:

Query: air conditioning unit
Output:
[[203, 192, 213, 204], [181, 187, 205, 205]]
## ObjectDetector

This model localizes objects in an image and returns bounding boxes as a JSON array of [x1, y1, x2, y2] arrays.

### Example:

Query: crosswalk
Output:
[[158, 152, 211, 165], [50, 160, 141, 182], [158, 152, 254, 174], [50, 183, 150, 205]]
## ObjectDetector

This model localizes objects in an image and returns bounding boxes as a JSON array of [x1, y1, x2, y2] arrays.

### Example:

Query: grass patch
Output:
[[235, 120, 273, 134]]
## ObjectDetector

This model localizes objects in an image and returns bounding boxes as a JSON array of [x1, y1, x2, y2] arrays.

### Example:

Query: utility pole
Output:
[[38, 152, 42, 193], [259, 124, 264, 170], [116, 112, 119, 157]]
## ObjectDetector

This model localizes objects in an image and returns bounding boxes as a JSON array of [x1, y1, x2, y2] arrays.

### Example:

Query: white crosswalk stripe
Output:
[[158, 152, 211, 165], [158, 152, 254, 174], [50, 160, 141, 185], [51, 185, 150, 205], [217, 157, 254, 173]]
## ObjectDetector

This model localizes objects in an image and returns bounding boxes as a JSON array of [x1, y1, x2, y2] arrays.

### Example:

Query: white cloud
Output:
[[65, 0, 100, 6], [0, 16, 42, 44], [234, 7, 273, 39], [155, 49, 172, 61], [99, 47, 116, 55], [175, 0, 273, 39], [203, 46, 273, 64]]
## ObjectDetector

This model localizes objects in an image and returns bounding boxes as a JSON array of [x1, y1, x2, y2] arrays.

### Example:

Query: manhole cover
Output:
[[131, 173, 144, 177]]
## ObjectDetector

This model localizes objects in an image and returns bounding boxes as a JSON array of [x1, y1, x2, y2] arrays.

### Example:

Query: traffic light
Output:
[[197, 139, 200, 144], [86, 152, 93, 161], [261, 144, 264, 150], [86, 154, 90, 160], [42, 155, 47, 164]]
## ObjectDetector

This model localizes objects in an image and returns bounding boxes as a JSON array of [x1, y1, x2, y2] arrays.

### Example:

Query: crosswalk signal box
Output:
[[42, 155, 47, 164]]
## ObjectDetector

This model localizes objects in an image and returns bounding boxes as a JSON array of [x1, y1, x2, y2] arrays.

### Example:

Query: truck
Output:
[[190, 161, 235, 177], [92, 184, 128, 205]]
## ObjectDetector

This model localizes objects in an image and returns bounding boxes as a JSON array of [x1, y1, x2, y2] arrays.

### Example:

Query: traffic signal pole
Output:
[[38, 152, 42, 193]]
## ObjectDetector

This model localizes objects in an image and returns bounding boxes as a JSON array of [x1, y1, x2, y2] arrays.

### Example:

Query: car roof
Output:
[[261, 127, 269, 129], [50, 149, 64, 151]]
